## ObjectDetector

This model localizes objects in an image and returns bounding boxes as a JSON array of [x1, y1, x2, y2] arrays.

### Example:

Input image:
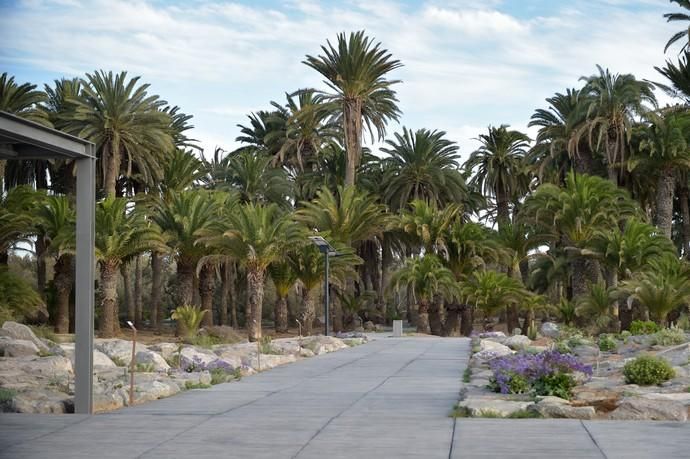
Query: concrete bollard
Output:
[[393, 320, 403, 337]]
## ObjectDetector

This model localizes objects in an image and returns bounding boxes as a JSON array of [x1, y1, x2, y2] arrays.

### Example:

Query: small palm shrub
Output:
[[651, 327, 687, 346], [598, 334, 618, 352], [171, 305, 206, 338], [630, 320, 660, 335], [623, 355, 675, 385], [0, 267, 45, 323], [676, 313, 690, 331], [488, 350, 592, 400]]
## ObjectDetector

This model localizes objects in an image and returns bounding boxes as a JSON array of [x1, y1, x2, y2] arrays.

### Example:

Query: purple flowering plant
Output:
[[488, 350, 592, 399]]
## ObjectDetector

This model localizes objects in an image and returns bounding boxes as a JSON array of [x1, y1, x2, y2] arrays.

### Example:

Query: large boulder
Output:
[[245, 353, 296, 372], [529, 397, 595, 419], [59, 343, 117, 369], [133, 380, 180, 403], [571, 387, 620, 412], [459, 397, 532, 417], [540, 322, 560, 339], [571, 344, 600, 359], [472, 340, 513, 363], [179, 346, 217, 370], [148, 343, 180, 361], [640, 392, 690, 407], [302, 336, 348, 355], [608, 397, 688, 421], [656, 343, 690, 366], [504, 335, 532, 350], [135, 350, 170, 372], [95, 339, 145, 365], [0, 337, 39, 357], [0, 322, 49, 352], [19, 356, 73, 376], [9, 389, 73, 414]]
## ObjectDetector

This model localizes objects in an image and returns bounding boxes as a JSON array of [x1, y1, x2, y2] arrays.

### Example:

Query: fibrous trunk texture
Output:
[[247, 267, 265, 342]]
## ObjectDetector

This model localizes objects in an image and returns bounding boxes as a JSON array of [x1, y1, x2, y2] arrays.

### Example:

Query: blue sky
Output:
[[0, 0, 679, 159]]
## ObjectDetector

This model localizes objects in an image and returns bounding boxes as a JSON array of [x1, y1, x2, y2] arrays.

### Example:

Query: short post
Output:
[[393, 320, 403, 337], [127, 321, 136, 406]]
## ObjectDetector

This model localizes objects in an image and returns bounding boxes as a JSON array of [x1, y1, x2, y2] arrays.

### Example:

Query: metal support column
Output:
[[75, 152, 95, 414], [324, 252, 329, 337]]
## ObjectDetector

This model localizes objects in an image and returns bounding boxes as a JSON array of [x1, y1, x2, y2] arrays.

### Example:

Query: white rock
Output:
[[609, 397, 688, 421], [245, 353, 296, 371], [60, 344, 116, 369], [1, 322, 49, 351], [135, 380, 180, 401], [179, 346, 217, 370], [460, 398, 532, 417], [268, 338, 301, 355], [540, 322, 560, 339], [0, 337, 39, 357], [640, 392, 690, 406], [148, 343, 180, 361], [656, 343, 690, 366], [529, 402, 595, 419], [95, 339, 146, 365], [10, 389, 72, 414], [472, 340, 514, 362], [135, 350, 170, 372], [19, 356, 73, 375], [504, 335, 532, 350], [302, 336, 348, 355]]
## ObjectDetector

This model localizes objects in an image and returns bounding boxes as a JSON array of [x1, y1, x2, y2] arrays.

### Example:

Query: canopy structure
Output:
[[0, 111, 96, 414]]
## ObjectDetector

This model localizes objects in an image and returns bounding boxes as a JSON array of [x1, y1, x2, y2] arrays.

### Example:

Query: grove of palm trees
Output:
[[3, 3, 690, 351]]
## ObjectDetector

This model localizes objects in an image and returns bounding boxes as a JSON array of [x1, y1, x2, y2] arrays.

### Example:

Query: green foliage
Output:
[[651, 327, 687, 346], [598, 334, 618, 352], [390, 254, 457, 304], [0, 267, 45, 323], [630, 320, 661, 335], [209, 368, 234, 385], [184, 381, 212, 390], [557, 298, 576, 326], [623, 355, 675, 385], [462, 367, 472, 383], [534, 372, 577, 400], [171, 305, 206, 339], [527, 321, 538, 341], [258, 336, 279, 354], [30, 325, 57, 343], [676, 313, 690, 331], [135, 363, 155, 373], [459, 270, 528, 316], [111, 356, 127, 367], [0, 387, 17, 403]]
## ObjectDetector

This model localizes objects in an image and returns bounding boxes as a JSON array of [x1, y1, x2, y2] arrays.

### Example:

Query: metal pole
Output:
[[324, 252, 329, 336], [74, 154, 95, 414]]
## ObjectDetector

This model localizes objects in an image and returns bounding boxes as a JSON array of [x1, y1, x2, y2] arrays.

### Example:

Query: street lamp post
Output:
[[308, 236, 338, 336]]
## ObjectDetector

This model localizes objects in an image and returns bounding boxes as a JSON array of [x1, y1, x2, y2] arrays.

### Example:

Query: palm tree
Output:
[[151, 190, 222, 313], [521, 172, 638, 299], [664, 1, 690, 53], [400, 199, 460, 254], [236, 109, 287, 156], [65, 70, 173, 197], [466, 125, 530, 228], [205, 203, 301, 341], [0, 186, 38, 266], [95, 197, 161, 337], [576, 281, 615, 330], [304, 31, 403, 186], [632, 110, 690, 238], [35, 196, 75, 333], [620, 255, 690, 324], [459, 270, 529, 329], [380, 128, 467, 211], [654, 52, 690, 103], [390, 255, 457, 334], [268, 261, 297, 333], [528, 88, 593, 178], [577, 66, 656, 183], [0, 72, 47, 125]]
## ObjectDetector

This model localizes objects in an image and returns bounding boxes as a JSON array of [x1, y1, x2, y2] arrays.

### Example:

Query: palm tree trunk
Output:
[[150, 251, 163, 330], [247, 266, 265, 342], [199, 263, 215, 328], [35, 237, 47, 300], [332, 291, 343, 333], [572, 257, 600, 299], [429, 294, 444, 336], [343, 99, 362, 186], [606, 268, 620, 331], [302, 287, 316, 336], [134, 255, 143, 327], [177, 260, 195, 306], [654, 166, 675, 239], [460, 304, 474, 337], [679, 183, 690, 259], [381, 235, 392, 305], [220, 263, 230, 326], [573, 144, 594, 176], [99, 261, 119, 338], [275, 295, 288, 333], [444, 302, 460, 337], [417, 298, 431, 334], [229, 262, 238, 328], [104, 136, 120, 197], [122, 262, 135, 322], [53, 255, 73, 334], [496, 189, 511, 229]]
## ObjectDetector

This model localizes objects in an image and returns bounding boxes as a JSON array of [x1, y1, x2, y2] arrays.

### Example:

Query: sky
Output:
[[0, 0, 681, 161]]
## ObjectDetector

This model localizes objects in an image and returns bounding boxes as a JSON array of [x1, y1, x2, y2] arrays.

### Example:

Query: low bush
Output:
[[0, 387, 16, 402], [651, 327, 687, 346], [629, 320, 660, 335], [258, 336, 279, 354], [598, 334, 618, 352], [184, 381, 211, 390], [462, 367, 472, 383], [488, 350, 592, 400], [171, 305, 206, 339], [623, 355, 675, 385]]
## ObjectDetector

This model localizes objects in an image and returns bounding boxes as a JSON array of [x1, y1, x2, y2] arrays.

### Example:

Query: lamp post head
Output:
[[308, 235, 338, 255]]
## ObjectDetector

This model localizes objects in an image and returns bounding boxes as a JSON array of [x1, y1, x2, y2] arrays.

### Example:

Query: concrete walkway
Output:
[[1, 337, 689, 458]]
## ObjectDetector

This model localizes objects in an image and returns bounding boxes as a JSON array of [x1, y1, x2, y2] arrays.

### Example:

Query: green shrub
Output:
[[651, 327, 687, 346], [0, 387, 16, 402], [527, 321, 538, 341], [618, 330, 632, 340], [171, 305, 206, 339], [111, 356, 127, 367], [0, 267, 45, 323], [623, 355, 675, 385], [184, 381, 212, 390], [189, 334, 220, 348], [555, 341, 571, 354], [630, 320, 660, 335], [462, 367, 472, 383], [135, 363, 155, 373], [676, 313, 690, 331], [210, 368, 232, 385], [534, 372, 576, 400], [598, 334, 618, 352], [30, 325, 57, 343], [202, 326, 243, 344], [258, 336, 279, 354]]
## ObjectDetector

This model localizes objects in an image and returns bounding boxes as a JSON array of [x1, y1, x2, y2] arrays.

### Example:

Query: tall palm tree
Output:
[[380, 127, 468, 211], [390, 255, 457, 334], [466, 125, 530, 228], [0, 72, 48, 125], [632, 110, 690, 238], [521, 172, 638, 299], [304, 31, 403, 186], [664, 1, 690, 53], [577, 66, 656, 183], [95, 197, 161, 337], [204, 203, 301, 341], [654, 52, 690, 103], [65, 70, 173, 197], [35, 196, 75, 334]]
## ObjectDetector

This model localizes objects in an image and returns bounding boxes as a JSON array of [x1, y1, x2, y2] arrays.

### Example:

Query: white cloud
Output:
[[0, 0, 680, 154]]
